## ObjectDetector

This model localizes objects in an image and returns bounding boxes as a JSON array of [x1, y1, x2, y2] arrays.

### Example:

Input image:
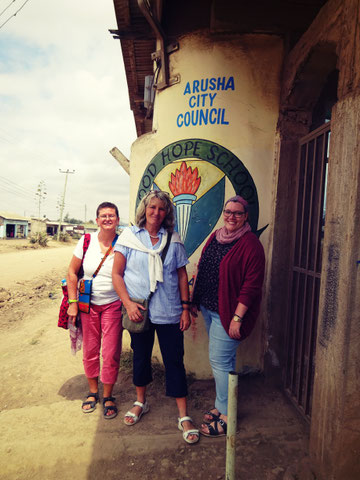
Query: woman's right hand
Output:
[[229, 319, 242, 340], [125, 301, 147, 323], [67, 302, 78, 326]]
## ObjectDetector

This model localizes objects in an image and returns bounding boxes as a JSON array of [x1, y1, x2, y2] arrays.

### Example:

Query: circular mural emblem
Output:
[[136, 138, 262, 257]]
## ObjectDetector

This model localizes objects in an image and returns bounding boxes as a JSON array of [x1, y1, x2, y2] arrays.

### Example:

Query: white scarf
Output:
[[117, 228, 169, 293]]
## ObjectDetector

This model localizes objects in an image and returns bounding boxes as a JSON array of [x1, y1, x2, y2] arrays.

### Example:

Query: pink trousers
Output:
[[81, 299, 122, 385]]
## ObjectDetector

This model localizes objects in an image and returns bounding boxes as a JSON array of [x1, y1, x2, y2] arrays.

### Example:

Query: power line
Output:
[[0, 184, 34, 200], [0, 185, 57, 209], [0, 181, 33, 197], [0, 175, 35, 196], [0, 0, 16, 19], [0, 0, 30, 30], [0, 177, 61, 212], [0, 174, 35, 191], [0, 175, 85, 209]]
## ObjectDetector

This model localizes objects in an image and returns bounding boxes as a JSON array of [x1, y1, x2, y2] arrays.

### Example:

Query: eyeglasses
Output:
[[98, 214, 117, 219], [223, 209, 246, 218]]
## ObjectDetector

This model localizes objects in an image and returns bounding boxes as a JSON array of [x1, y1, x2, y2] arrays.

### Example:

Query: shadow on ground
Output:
[[60, 356, 313, 480]]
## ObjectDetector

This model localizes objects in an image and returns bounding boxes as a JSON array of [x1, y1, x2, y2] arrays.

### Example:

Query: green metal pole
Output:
[[226, 371, 238, 480]]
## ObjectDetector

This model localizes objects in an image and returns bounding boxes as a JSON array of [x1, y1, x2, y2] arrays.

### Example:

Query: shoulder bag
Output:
[[78, 235, 118, 313]]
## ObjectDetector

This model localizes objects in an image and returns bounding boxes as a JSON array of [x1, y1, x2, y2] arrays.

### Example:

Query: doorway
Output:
[[6, 224, 15, 238], [284, 122, 330, 419]]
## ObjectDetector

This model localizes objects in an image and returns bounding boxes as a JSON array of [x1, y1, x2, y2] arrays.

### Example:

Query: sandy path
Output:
[[0, 245, 74, 288], [0, 245, 310, 480]]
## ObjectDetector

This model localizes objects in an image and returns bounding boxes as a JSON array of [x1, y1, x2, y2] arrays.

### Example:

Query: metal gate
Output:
[[284, 122, 331, 420]]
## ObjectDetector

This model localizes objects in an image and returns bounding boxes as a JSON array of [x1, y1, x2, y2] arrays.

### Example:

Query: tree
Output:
[[34, 180, 47, 219], [64, 213, 83, 224]]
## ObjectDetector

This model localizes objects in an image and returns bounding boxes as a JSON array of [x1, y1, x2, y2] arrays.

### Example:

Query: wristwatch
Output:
[[232, 314, 243, 323]]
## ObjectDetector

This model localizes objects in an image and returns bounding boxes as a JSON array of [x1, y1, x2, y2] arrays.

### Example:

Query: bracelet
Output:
[[181, 300, 191, 305], [68, 299, 78, 304]]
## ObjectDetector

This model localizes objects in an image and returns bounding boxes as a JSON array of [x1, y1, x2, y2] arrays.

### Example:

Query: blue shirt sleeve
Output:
[[173, 241, 189, 269], [114, 244, 130, 258]]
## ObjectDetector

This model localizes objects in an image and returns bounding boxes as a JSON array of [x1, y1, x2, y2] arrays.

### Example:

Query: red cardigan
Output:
[[195, 231, 265, 340]]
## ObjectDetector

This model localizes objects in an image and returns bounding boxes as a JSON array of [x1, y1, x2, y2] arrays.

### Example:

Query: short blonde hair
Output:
[[135, 190, 175, 232]]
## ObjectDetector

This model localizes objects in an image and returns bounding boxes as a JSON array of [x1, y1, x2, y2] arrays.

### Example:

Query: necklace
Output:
[[149, 234, 159, 239]]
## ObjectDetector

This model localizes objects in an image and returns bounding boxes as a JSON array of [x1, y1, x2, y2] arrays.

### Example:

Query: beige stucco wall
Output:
[[30, 219, 46, 235], [125, 32, 283, 377]]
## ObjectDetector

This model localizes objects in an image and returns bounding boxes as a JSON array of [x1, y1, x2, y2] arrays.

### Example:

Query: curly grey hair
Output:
[[135, 190, 175, 232]]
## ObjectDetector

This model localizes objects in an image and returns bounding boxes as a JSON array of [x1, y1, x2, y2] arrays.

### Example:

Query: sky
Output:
[[0, 0, 137, 223]]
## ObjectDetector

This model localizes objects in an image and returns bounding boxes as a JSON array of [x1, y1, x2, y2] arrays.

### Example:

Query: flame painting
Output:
[[169, 161, 201, 196], [169, 161, 201, 242]]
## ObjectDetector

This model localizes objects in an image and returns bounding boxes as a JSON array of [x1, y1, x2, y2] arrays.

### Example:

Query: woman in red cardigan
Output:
[[191, 195, 265, 437]]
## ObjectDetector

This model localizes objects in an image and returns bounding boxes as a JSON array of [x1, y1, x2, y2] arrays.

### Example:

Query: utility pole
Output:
[[57, 169, 75, 240], [84, 204, 87, 223]]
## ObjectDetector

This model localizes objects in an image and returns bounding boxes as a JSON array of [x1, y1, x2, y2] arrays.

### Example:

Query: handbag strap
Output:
[[92, 235, 118, 279], [83, 233, 91, 257], [78, 233, 91, 279], [148, 231, 172, 301]]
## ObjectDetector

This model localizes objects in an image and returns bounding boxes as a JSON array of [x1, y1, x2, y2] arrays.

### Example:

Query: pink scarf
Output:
[[215, 222, 251, 244]]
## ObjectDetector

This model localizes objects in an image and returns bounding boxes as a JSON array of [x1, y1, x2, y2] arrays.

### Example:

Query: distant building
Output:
[[44, 221, 75, 236], [0, 212, 29, 239], [30, 218, 47, 235], [30, 218, 81, 237], [82, 223, 98, 234]]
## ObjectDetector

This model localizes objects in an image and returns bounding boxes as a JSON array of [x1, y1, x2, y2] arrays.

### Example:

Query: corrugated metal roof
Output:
[[0, 212, 30, 221]]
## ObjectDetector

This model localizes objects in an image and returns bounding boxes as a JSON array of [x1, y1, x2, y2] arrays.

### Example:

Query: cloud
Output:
[[0, 0, 136, 222]]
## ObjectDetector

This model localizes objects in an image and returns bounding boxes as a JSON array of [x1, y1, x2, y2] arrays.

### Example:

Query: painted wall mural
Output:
[[136, 138, 264, 257]]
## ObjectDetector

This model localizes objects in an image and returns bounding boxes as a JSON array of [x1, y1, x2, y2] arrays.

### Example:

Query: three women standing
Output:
[[67, 202, 122, 419], [66, 192, 264, 444]]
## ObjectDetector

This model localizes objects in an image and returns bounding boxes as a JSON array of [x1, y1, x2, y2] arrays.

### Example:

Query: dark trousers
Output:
[[130, 322, 188, 398]]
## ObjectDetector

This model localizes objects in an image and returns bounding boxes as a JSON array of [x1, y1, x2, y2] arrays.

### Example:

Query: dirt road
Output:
[[0, 244, 74, 287], [0, 240, 312, 480]]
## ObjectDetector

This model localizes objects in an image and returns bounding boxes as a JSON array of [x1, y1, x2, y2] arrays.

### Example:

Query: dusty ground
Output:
[[0, 238, 314, 480]]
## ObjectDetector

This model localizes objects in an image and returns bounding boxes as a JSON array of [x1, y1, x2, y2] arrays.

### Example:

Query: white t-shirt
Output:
[[73, 231, 120, 305]]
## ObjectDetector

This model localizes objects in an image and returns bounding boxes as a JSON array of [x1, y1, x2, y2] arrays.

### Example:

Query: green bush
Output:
[[58, 233, 71, 242], [29, 232, 49, 247]]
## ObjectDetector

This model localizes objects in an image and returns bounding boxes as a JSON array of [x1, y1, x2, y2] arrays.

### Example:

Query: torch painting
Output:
[[169, 161, 201, 242], [136, 138, 263, 258]]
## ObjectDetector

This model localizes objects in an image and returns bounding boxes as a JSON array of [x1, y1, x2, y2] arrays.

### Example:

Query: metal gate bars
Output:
[[284, 122, 331, 420]]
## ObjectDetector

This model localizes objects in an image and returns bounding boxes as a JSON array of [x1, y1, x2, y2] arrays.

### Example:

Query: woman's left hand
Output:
[[180, 309, 191, 331], [228, 319, 242, 340]]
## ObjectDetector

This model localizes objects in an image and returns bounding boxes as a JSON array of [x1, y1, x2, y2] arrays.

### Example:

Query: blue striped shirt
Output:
[[114, 226, 189, 324]]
